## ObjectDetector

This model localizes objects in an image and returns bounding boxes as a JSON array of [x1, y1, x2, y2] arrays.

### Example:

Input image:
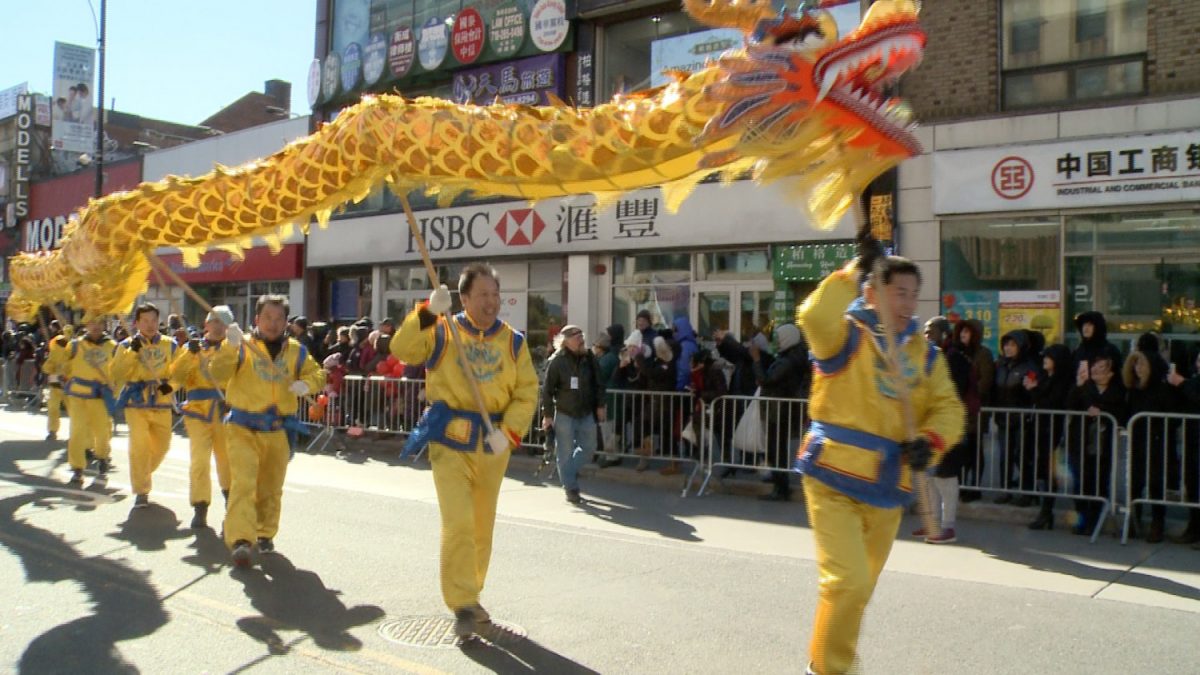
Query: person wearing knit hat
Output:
[[755, 322, 809, 502], [542, 324, 605, 504], [635, 309, 657, 350], [168, 307, 232, 530]]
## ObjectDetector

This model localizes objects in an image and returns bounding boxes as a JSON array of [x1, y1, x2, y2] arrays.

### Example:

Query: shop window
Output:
[[941, 218, 1060, 291], [1066, 210, 1200, 253], [695, 250, 770, 281], [600, 11, 706, 100], [612, 253, 689, 285], [1001, 0, 1146, 109], [526, 259, 564, 369]]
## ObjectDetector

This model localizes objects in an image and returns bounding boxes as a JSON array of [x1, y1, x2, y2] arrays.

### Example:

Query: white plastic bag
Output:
[[731, 388, 766, 454]]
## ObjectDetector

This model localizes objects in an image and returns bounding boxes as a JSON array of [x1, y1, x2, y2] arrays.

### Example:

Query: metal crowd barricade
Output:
[[967, 406, 1120, 542], [1122, 411, 1200, 544], [298, 375, 427, 453], [603, 388, 704, 497], [4, 359, 42, 409], [698, 394, 807, 497]]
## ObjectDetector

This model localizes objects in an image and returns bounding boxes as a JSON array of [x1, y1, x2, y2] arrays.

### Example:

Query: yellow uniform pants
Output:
[[223, 424, 289, 550], [804, 477, 903, 675], [429, 443, 510, 611], [126, 408, 173, 496], [66, 397, 112, 470], [184, 417, 231, 506], [47, 387, 66, 434]]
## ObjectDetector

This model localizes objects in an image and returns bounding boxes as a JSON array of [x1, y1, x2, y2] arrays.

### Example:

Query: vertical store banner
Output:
[[51, 42, 96, 153]]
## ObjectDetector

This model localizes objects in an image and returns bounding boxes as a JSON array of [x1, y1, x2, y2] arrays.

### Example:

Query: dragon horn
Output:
[[682, 0, 779, 33]]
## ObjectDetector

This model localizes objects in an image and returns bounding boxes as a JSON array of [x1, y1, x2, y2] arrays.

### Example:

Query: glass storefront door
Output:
[[1093, 256, 1200, 336], [694, 282, 775, 349]]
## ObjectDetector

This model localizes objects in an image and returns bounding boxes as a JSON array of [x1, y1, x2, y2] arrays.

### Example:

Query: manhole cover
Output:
[[378, 616, 527, 649]]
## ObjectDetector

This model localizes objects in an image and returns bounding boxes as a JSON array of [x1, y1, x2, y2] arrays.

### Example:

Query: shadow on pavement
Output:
[[460, 624, 601, 674], [107, 503, 191, 552], [231, 551, 385, 653], [0, 440, 169, 674], [180, 526, 230, 574], [577, 497, 701, 542]]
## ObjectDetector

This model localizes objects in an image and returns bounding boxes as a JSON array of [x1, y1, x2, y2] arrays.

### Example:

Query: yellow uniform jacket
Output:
[[62, 336, 119, 400], [208, 334, 325, 430], [796, 263, 965, 508], [110, 334, 177, 409], [42, 335, 70, 385], [169, 338, 228, 422], [392, 309, 538, 452]]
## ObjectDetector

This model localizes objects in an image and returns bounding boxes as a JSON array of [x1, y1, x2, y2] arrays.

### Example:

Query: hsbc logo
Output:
[[991, 156, 1034, 200], [494, 209, 545, 246]]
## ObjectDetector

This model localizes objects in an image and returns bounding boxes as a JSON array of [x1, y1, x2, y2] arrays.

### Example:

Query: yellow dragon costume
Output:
[[8, 0, 926, 321]]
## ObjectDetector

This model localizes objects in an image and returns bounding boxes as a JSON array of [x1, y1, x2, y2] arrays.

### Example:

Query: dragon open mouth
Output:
[[813, 20, 926, 154]]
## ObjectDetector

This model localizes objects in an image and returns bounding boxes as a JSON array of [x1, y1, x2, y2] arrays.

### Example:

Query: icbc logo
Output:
[[991, 156, 1034, 200], [495, 208, 545, 246]]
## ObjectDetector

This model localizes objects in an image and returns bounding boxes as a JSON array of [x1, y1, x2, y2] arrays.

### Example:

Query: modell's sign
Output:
[[8, 94, 34, 229], [932, 129, 1200, 214]]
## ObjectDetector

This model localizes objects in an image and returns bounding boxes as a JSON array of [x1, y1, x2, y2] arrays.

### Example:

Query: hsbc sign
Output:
[[933, 129, 1200, 214]]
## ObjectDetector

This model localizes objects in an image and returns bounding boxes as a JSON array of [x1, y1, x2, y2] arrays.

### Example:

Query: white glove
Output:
[[427, 284, 452, 315], [289, 380, 311, 397], [211, 305, 236, 326], [225, 323, 243, 348], [47, 375, 61, 384], [487, 428, 510, 455]]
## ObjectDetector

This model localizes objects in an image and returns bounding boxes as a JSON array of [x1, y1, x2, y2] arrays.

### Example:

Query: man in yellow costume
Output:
[[170, 310, 231, 530], [41, 320, 70, 441], [208, 296, 324, 568], [111, 303, 177, 509], [392, 263, 538, 640], [795, 238, 964, 675], [53, 319, 117, 485]]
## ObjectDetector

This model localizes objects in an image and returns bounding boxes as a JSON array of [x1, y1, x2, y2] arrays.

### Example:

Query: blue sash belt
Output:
[[225, 406, 305, 434], [181, 388, 226, 422], [795, 420, 909, 508], [403, 401, 504, 459], [66, 377, 117, 417], [117, 381, 172, 410]]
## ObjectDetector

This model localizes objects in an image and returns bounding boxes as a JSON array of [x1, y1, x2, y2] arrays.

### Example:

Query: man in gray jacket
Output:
[[541, 325, 606, 504]]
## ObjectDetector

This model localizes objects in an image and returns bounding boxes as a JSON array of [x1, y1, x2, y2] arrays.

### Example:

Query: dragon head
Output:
[[684, 0, 926, 226]]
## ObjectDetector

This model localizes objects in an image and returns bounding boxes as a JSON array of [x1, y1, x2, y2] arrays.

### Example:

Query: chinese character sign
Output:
[[452, 53, 564, 106], [51, 42, 95, 154]]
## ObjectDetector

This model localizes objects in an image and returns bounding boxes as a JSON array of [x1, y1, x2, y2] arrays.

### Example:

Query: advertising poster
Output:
[[50, 42, 95, 153], [498, 291, 528, 331], [418, 16, 449, 70], [998, 290, 1061, 347], [452, 53, 563, 106], [650, 28, 742, 88], [942, 290, 1000, 354], [0, 82, 28, 120]]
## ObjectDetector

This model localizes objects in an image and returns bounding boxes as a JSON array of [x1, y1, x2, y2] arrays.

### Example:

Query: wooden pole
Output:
[[397, 195, 497, 439]]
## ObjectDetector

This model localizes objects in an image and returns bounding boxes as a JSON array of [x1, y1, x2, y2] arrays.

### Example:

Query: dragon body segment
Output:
[[9, 0, 925, 320]]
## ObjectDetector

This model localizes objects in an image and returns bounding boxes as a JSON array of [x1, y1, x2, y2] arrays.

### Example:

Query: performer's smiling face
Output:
[[256, 303, 287, 342], [463, 275, 501, 327], [867, 272, 919, 330]]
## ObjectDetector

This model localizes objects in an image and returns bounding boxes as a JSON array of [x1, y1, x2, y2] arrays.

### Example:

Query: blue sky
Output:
[[0, 0, 316, 125]]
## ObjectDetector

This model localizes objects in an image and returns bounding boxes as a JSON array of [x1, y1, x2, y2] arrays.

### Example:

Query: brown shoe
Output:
[[659, 462, 681, 476]]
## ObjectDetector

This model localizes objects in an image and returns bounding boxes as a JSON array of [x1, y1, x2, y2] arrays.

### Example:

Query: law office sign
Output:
[[933, 129, 1200, 214]]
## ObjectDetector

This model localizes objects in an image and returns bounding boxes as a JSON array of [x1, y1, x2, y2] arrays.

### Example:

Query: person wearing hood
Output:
[[795, 241, 964, 675], [635, 309, 657, 351], [713, 328, 766, 477], [594, 324, 624, 468], [991, 330, 1038, 506], [672, 317, 699, 392], [1065, 354, 1126, 536], [755, 323, 809, 501], [542, 326, 605, 504], [1072, 311, 1123, 379], [645, 335, 680, 474], [952, 319, 993, 502], [1027, 344, 1074, 530]]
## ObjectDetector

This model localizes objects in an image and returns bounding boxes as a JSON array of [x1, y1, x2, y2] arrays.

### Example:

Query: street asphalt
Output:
[[1, 404, 1198, 674]]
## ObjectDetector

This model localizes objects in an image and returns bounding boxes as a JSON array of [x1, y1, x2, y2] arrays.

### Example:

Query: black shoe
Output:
[[1072, 522, 1092, 536], [232, 540, 253, 568], [759, 490, 790, 502], [960, 490, 981, 503], [67, 469, 84, 487], [469, 604, 491, 624], [190, 503, 208, 530], [45, 432, 57, 441], [598, 457, 622, 469], [133, 494, 150, 509], [718, 467, 736, 479], [85, 448, 95, 463], [565, 489, 582, 504], [994, 493, 1013, 505], [454, 608, 477, 639], [221, 489, 230, 504], [1012, 495, 1036, 508], [96, 459, 110, 475], [256, 537, 274, 553], [1028, 512, 1053, 530], [1147, 520, 1165, 544]]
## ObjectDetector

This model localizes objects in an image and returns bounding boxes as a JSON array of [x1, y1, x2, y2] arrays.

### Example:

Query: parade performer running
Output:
[[110, 303, 177, 509], [208, 297, 324, 568], [392, 263, 538, 640], [795, 237, 964, 675], [42, 320, 70, 441], [169, 310, 231, 530], [55, 319, 117, 485]]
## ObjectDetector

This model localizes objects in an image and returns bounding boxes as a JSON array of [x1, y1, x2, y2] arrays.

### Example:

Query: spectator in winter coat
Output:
[[1066, 355, 1126, 536], [541, 326, 605, 504], [672, 317, 699, 393], [992, 330, 1038, 505], [645, 336, 680, 474], [594, 325, 623, 468], [755, 323, 809, 501], [635, 310, 658, 350], [1027, 344, 1074, 530], [1072, 310, 1123, 378], [920, 317, 974, 541], [1167, 352, 1200, 545], [953, 319, 993, 501], [1124, 350, 1179, 543]]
